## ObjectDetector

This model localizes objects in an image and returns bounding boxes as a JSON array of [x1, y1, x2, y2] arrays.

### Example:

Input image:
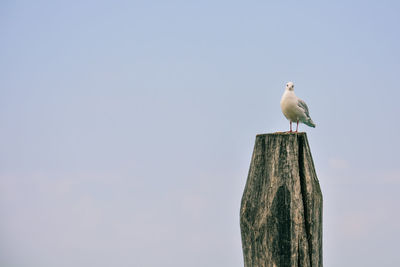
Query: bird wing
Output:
[[297, 99, 310, 117]]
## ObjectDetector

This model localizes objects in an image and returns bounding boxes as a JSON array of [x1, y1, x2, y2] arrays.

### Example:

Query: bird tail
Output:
[[304, 118, 316, 128]]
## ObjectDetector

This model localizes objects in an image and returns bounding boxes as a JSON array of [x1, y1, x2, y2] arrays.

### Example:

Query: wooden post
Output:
[[240, 133, 323, 267]]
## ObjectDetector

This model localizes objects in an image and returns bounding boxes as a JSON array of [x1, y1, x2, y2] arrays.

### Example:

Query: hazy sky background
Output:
[[1, 1, 400, 266]]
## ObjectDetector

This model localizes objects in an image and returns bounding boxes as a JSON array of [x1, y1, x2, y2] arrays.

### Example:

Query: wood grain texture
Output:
[[240, 133, 322, 267]]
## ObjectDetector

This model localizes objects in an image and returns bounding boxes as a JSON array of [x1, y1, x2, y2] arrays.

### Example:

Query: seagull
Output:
[[280, 82, 315, 132]]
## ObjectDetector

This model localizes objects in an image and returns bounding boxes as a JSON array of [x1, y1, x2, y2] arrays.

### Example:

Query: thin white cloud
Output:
[[328, 158, 349, 170]]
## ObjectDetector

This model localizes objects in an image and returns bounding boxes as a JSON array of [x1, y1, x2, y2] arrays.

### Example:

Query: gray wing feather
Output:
[[297, 99, 310, 117]]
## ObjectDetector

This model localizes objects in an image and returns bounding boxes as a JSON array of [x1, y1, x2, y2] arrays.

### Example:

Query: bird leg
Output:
[[296, 120, 299, 132], [289, 121, 292, 132]]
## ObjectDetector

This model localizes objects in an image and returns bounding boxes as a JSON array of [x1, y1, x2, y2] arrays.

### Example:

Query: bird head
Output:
[[286, 82, 294, 91]]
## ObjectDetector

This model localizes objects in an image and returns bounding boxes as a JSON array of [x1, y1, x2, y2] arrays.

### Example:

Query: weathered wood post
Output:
[[240, 133, 322, 267]]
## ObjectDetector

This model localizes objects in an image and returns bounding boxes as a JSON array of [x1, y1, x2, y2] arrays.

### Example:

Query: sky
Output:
[[1, 0, 400, 266]]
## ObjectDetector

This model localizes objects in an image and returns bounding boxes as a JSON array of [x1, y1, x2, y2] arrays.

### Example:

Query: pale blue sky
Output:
[[1, 1, 400, 266]]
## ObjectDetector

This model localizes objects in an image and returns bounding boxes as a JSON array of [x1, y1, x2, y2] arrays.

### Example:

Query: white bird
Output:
[[280, 82, 315, 132]]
